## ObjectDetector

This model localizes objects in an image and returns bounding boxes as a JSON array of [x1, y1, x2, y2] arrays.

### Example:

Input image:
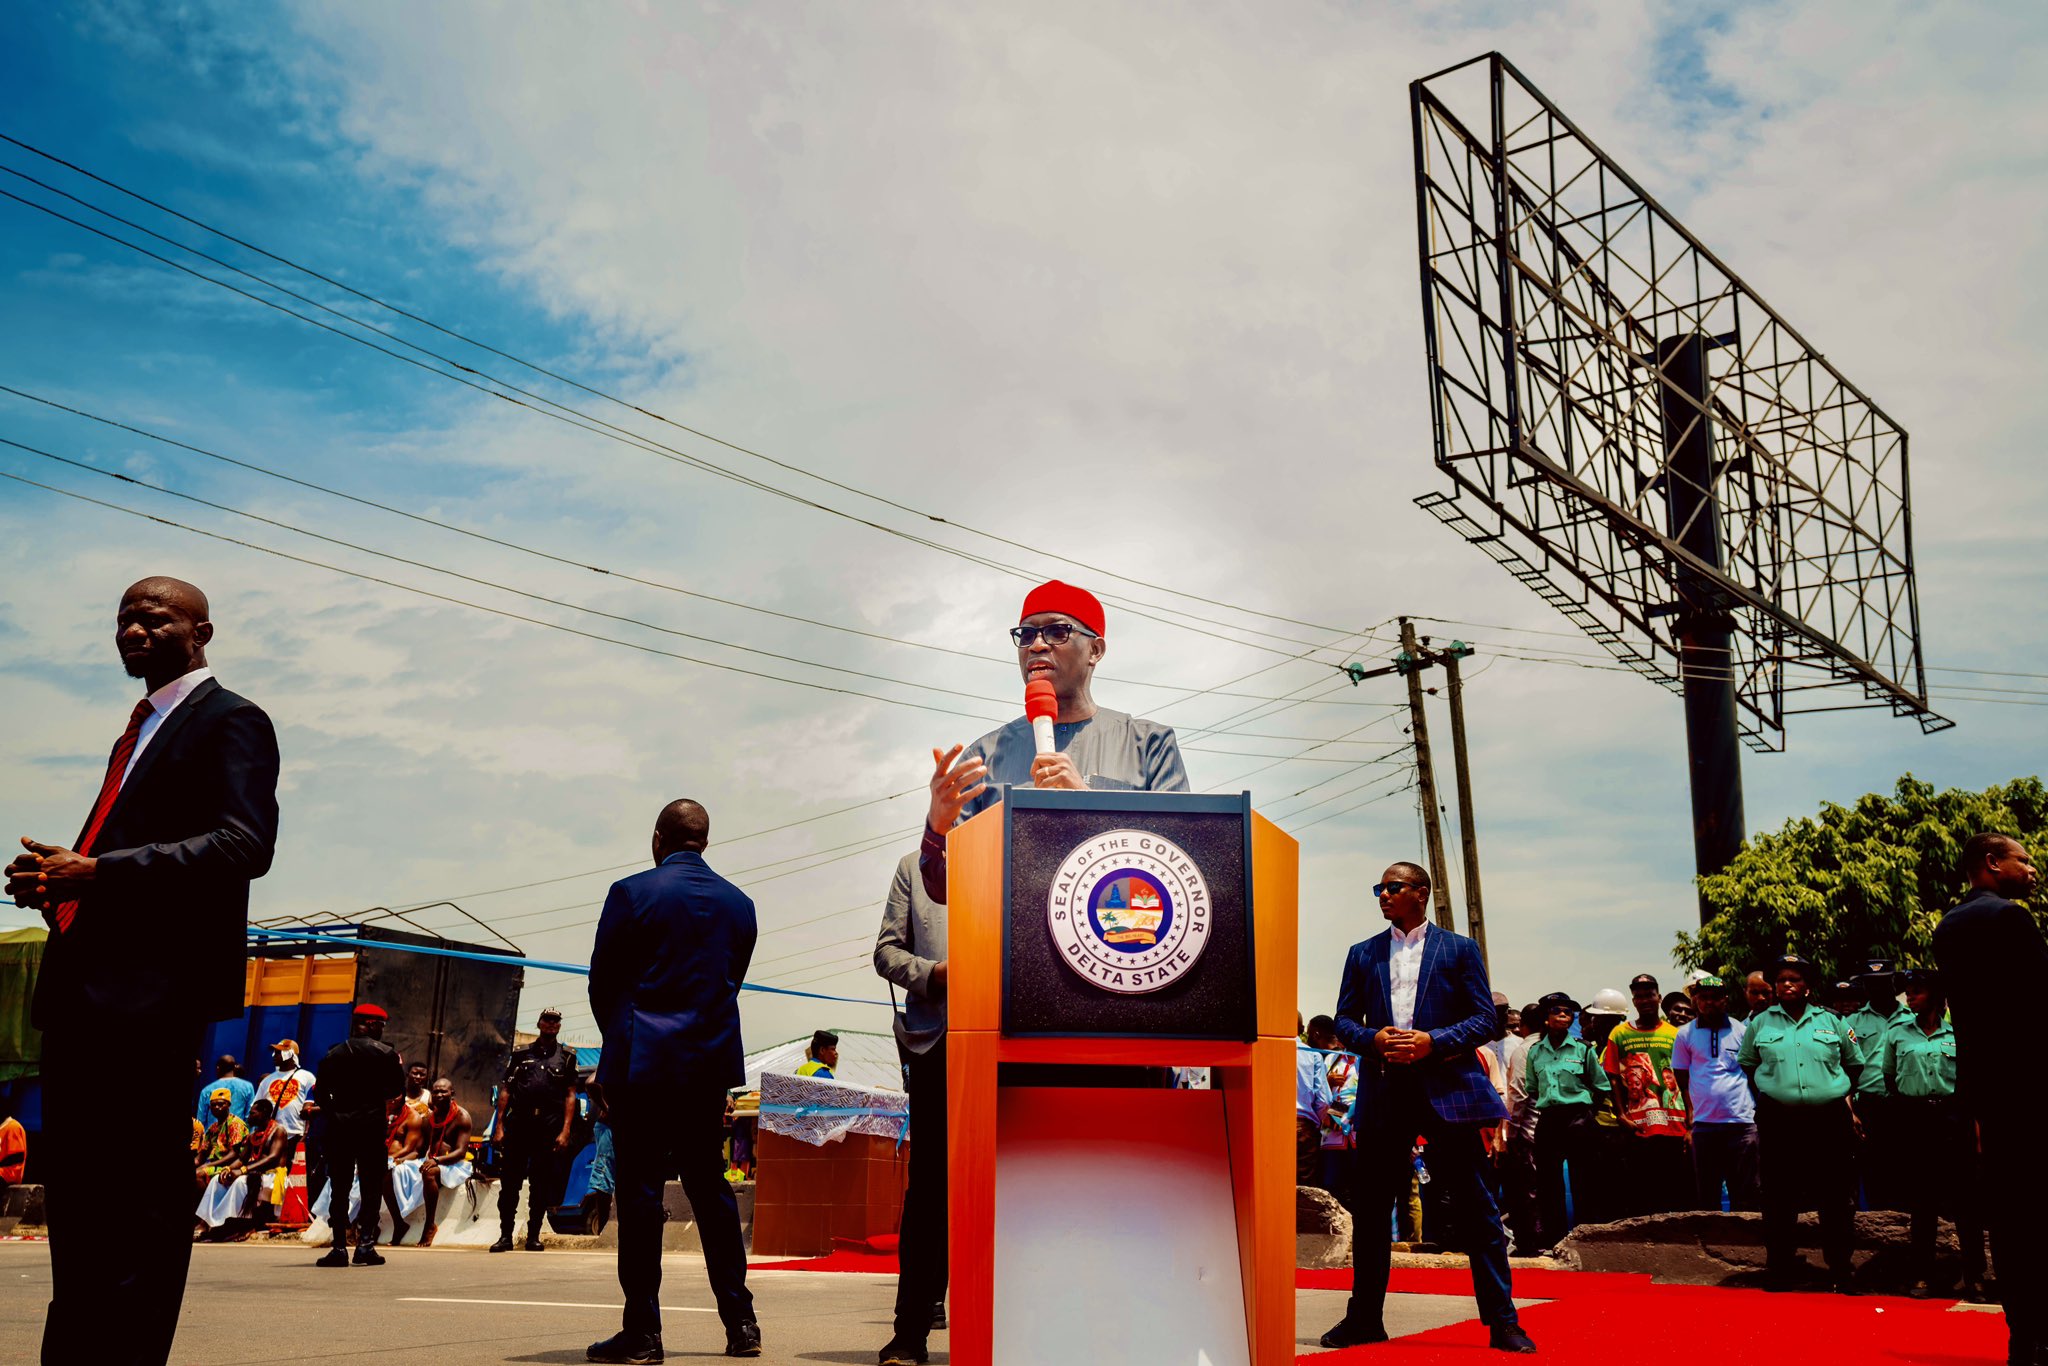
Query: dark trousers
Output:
[[1622, 1132, 1693, 1216], [1497, 1132, 1539, 1251], [1691, 1121, 1760, 1211], [323, 1119, 388, 1248], [495, 1121, 568, 1239], [892, 1038, 948, 1341], [1855, 1095, 1900, 1211], [1345, 1096, 1517, 1334], [610, 1084, 753, 1335], [1317, 1145, 1358, 1205], [302, 1118, 327, 1206], [40, 1014, 202, 1366], [1757, 1097, 1855, 1274], [1893, 1097, 1984, 1280], [1983, 1107, 2048, 1359], [1533, 1104, 1594, 1248]]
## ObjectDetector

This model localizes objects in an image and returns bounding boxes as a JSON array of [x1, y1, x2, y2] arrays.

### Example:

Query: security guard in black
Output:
[[490, 1007, 578, 1252]]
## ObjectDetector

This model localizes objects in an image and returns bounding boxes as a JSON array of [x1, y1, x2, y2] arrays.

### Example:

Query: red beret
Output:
[[352, 1002, 388, 1020], [1019, 580, 1104, 637]]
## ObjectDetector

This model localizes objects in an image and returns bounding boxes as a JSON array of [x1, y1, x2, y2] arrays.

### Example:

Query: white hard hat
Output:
[[1583, 987, 1631, 1017]]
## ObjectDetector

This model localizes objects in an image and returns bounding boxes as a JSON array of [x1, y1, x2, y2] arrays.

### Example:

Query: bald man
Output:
[[6, 576, 279, 1366]]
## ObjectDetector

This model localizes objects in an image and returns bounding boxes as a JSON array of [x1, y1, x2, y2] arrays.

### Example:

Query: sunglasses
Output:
[[1011, 622, 1098, 648], [1373, 880, 1420, 897]]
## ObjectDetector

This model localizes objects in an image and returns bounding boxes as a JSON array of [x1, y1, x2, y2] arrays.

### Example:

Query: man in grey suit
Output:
[[872, 852, 947, 1366]]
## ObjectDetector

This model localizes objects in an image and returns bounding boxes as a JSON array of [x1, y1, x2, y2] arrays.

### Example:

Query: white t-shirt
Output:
[[255, 1067, 318, 1135]]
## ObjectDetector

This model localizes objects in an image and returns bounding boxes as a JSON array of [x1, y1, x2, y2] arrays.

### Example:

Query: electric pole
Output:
[[1398, 617, 1456, 932], [1440, 645, 1487, 972]]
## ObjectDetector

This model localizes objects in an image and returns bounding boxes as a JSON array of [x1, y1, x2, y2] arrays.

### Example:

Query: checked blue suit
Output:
[[1331, 921, 1519, 1335]]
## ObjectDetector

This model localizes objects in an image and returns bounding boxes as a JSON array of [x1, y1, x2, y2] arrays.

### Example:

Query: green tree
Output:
[[1674, 775, 2048, 983]]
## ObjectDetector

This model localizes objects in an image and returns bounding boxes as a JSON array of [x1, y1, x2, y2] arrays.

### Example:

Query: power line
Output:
[[0, 465, 1009, 721], [388, 788, 922, 907], [0, 162, 1366, 661], [0, 385, 1395, 708], [1293, 778, 1418, 831], [0, 134, 1362, 640], [0, 432, 1030, 712]]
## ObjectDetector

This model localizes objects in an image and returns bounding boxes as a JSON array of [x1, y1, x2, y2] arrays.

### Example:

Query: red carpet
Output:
[[752, 1254, 2012, 1362]]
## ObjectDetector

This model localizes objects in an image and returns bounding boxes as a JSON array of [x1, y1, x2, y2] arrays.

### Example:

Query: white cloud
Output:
[[6, 0, 2045, 1047]]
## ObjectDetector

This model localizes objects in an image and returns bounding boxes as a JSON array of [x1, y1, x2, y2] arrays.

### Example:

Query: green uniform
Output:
[[1844, 1002, 1909, 1098], [1880, 1014, 1958, 1100], [1524, 1035, 1610, 1110], [1738, 1004, 1856, 1106]]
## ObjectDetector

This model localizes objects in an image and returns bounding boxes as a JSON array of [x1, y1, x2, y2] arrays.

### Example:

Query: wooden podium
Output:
[[945, 789, 1298, 1366]]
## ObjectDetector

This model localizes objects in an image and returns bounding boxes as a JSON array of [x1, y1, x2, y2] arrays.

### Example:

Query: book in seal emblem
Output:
[[1046, 828, 1211, 995]]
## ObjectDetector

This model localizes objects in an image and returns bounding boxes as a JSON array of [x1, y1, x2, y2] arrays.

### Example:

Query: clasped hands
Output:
[[1373, 1027, 1436, 1066], [5, 836, 95, 910]]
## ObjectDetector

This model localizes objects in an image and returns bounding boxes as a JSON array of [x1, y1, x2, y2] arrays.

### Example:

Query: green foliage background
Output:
[[1674, 775, 2048, 983]]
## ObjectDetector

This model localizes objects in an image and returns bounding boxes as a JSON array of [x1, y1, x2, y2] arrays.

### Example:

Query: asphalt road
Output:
[[0, 1240, 1498, 1364]]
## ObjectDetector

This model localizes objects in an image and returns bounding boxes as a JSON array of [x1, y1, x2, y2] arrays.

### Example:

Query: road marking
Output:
[[398, 1297, 714, 1312]]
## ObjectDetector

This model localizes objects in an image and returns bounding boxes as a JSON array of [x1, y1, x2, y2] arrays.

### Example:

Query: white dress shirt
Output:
[[1388, 920, 1429, 1030], [122, 666, 213, 784]]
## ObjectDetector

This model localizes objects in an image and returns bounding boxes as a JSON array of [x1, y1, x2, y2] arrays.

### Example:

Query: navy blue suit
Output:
[[1332, 923, 1518, 1335], [589, 850, 757, 1337]]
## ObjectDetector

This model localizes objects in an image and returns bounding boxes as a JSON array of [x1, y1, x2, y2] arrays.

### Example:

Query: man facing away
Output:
[[1934, 833, 2046, 1366], [312, 1003, 406, 1267], [5, 575, 279, 1366], [916, 580, 1189, 904], [1323, 862, 1536, 1354], [588, 798, 761, 1362], [195, 1055, 254, 1124]]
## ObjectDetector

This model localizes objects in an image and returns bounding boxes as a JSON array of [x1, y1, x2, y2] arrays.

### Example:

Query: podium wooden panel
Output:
[[945, 802, 1298, 1366]]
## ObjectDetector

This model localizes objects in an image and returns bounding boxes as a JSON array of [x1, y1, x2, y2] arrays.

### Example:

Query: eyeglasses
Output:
[[1010, 622, 1098, 648], [1373, 880, 1420, 897]]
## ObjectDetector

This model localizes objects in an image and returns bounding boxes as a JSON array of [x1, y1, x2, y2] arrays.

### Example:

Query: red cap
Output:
[[352, 1002, 389, 1020], [1024, 678, 1058, 722], [1019, 580, 1104, 637]]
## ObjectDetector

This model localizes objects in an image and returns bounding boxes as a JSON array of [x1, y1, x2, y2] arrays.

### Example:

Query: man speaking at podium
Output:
[[1325, 864, 1537, 1355], [917, 579, 1190, 904], [880, 579, 1188, 1366]]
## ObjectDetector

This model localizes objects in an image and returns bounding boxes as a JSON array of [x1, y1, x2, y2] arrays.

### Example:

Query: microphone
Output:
[[1025, 678, 1058, 757]]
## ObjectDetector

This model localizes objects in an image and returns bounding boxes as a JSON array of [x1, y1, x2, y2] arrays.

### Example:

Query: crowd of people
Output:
[[12, 572, 2044, 1366], [1296, 953, 1980, 1298]]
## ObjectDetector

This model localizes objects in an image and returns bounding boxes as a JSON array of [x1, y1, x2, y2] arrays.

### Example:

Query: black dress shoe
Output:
[[315, 1248, 349, 1268], [586, 1331, 664, 1364], [724, 1320, 762, 1357], [1319, 1319, 1389, 1349], [877, 1336, 928, 1365], [489, 1233, 515, 1253], [352, 1245, 385, 1266], [1490, 1325, 1538, 1353]]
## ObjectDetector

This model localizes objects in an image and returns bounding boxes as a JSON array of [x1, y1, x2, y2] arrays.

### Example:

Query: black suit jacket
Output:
[[589, 851, 756, 1096], [1932, 887, 2048, 1119], [32, 677, 280, 1031]]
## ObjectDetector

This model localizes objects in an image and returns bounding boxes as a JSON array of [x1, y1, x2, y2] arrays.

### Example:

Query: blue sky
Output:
[[4, 0, 2046, 1051]]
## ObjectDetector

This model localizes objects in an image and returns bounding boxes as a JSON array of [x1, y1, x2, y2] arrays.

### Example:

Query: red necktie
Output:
[[53, 697, 157, 935]]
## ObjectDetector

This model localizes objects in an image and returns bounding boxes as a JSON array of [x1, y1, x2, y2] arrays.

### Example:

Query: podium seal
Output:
[[1046, 828, 1212, 994]]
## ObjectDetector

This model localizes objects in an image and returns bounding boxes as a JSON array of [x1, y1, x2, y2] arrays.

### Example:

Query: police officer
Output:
[[1738, 954, 1860, 1292], [1882, 968, 1984, 1299], [1844, 958, 1908, 1210], [490, 1006, 579, 1253]]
